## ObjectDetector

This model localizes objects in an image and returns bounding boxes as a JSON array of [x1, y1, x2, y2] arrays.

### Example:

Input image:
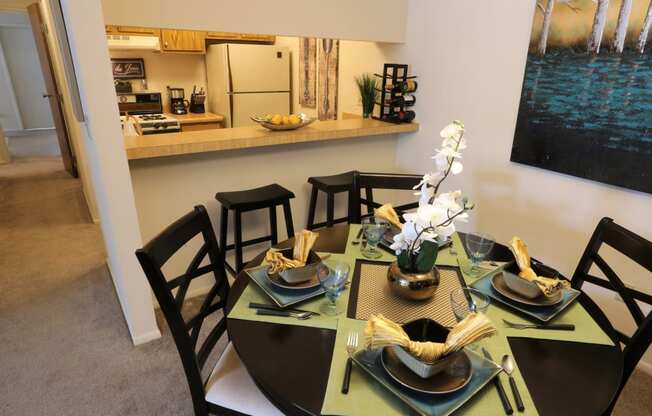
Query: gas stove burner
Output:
[[138, 114, 167, 121]]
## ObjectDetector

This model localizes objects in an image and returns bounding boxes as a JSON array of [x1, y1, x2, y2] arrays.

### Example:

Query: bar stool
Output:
[[216, 184, 295, 275], [306, 171, 375, 230]]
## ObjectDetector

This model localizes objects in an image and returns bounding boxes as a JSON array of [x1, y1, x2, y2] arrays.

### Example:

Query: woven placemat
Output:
[[349, 261, 465, 328]]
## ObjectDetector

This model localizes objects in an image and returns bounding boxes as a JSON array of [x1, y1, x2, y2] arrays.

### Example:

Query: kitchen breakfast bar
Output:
[[125, 118, 418, 272]]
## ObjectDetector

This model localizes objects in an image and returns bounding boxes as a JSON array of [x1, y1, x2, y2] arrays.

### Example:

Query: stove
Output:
[[121, 114, 181, 135]]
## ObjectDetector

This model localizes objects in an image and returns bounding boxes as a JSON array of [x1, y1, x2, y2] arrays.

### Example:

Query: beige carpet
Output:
[[0, 136, 649, 415]]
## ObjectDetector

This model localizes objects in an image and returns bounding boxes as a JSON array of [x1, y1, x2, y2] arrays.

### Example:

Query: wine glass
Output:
[[465, 232, 495, 272], [450, 287, 491, 322], [361, 217, 389, 259], [317, 261, 350, 316]]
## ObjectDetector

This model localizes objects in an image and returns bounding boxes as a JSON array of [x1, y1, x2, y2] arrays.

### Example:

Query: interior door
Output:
[[228, 44, 290, 92], [26, 3, 77, 177]]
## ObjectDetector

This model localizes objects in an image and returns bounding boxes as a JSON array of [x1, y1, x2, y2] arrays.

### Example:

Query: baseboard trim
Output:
[[132, 329, 162, 345], [5, 128, 56, 137]]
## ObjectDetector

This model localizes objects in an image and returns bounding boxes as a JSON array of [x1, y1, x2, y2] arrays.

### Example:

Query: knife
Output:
[[483, 348, 514, 415], [248, 302, 320, 316]]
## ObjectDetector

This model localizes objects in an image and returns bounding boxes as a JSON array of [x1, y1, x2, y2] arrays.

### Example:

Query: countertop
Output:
[[124, 117, 418, 160], [164, 112, 224, 124]]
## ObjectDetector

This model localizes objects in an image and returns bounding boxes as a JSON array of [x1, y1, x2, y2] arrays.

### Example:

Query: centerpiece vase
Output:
[[387, 262, 440, 301]]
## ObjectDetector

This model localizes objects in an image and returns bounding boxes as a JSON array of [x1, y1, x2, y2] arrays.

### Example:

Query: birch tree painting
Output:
[[512, 0, 652, 195]]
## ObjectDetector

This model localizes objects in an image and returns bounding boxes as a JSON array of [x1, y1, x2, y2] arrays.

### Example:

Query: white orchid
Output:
[[390, 121, 474, 271]]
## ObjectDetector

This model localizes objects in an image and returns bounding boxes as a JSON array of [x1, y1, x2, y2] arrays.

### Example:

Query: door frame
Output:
[[27, 3, 77, 177]]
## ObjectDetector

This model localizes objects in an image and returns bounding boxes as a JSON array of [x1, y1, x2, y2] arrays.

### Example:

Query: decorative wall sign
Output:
[[111, 58, 146, 79], [511, 0, 651, 194], [299, 38, 317, 108], [318, 38, 339, 121]]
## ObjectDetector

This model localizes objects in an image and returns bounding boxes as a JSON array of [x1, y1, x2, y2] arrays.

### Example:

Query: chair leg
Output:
[[234, 210, 243, 272], [269, 205, 278, 245], [326, 192, 335, 228], [365, 186, 375, 215], [219, 206, 228, 252], [282, 200, 295, 238], [306, 186, 318, 230]]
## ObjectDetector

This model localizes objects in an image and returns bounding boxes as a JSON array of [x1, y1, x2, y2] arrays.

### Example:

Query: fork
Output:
[[341, 332, 358, 394], [502, 319, 575, 331]]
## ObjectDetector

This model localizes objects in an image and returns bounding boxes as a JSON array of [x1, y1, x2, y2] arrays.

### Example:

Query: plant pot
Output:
[[387, 262, 440, 301]]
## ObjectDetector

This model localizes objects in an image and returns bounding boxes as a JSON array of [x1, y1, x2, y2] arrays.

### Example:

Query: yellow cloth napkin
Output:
[[508, 237, 570, 297], [374, 203, 403, 229], [364, 313, 496, 362], [265, 230, 318, 274]]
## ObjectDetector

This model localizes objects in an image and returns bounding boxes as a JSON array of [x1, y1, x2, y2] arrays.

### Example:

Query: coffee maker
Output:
[[168, 87, 188, 115]]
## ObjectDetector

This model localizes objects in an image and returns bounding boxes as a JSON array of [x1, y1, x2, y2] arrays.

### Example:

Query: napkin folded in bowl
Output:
[[374, 203, 403, 230], [364, 313, 496, 363], [508, 236, 570, 297], [265, 230, 319, 274]]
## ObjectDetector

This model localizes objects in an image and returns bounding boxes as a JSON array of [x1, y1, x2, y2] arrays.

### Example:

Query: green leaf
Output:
[[397, 252, 411, 271], [415, 241, 439, 273]]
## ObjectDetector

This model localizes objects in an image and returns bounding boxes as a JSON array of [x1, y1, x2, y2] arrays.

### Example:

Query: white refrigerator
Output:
[[206, 44, 291, 128]]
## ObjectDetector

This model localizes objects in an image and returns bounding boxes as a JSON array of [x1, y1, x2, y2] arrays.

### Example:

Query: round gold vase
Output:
[[387, 262, 440, 301]]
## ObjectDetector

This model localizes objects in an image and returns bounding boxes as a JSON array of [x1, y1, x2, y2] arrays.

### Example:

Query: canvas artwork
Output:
[[318, 39, 339, 121], [299, 38, 317, 108], [511, 0, 652, 194]]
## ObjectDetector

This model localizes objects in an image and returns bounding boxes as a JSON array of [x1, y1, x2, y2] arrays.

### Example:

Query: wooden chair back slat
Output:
[[349, 171, 423, 223]]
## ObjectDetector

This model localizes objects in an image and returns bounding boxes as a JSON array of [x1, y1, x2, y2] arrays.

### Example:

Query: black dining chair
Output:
[[570, 217, 652, 413], [135, 205, 282, 416], [348, 171, 423, 224]]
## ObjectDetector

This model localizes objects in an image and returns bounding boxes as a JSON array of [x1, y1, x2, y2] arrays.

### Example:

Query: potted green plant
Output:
[[355, 73, 378, 118]]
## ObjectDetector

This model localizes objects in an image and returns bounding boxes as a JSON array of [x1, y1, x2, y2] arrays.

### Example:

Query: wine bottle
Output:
[[385, 80, 418, 94], [386, 110, 416, 123], [382, 95, 416, 107]]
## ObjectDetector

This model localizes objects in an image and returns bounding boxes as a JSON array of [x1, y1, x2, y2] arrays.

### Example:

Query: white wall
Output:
[[394, 0, 652, 367], [59, 0, 159, 345], [101, 0, 407, 43], [0, 11, 53, 130]]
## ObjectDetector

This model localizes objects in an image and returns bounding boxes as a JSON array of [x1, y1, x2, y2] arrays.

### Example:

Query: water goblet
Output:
[[450, 287, 491, 322], [361, 217, 389, 259], [317, 261, 350, 316], [465, 232, 495, 272]]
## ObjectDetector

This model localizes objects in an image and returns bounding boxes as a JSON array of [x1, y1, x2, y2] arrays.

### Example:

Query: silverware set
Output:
[[249, 302, 319, 320], [341, 331, 358, 394], [482, 348, 515, 414], [503, 319, 575, 331]]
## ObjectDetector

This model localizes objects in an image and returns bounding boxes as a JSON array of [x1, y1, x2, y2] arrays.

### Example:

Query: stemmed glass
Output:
[[361, 217, 389, 259], [317, 261, 350, 316], [464, 232, 495, 272], [450, 287, 491, 322]]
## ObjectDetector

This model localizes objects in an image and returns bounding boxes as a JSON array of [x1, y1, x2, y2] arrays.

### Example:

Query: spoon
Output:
[[501, 355, 525, 412]]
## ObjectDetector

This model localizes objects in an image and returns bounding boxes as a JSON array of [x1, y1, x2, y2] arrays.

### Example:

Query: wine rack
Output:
[[374, 63, 417, 123]]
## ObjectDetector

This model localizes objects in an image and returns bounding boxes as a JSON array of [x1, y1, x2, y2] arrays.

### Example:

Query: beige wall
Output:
[[109, 50, 207, 114], [40, 0, 99, 221], [101, 0, 407, 43], [393, 0, 652, 368]]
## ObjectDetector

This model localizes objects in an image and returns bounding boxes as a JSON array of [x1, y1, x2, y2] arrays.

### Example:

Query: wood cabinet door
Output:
[[240, 33, 275, 43], [105, 25, 117, 34], [161, 29, 205, 52], [205, 31, 242, 41], [116, 26, 160, 36]]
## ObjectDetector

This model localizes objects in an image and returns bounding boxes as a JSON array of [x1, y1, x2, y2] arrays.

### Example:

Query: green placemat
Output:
[[345, 224, 396, 262], [227, 254, 355, 330], [321, 318, 539, 416]]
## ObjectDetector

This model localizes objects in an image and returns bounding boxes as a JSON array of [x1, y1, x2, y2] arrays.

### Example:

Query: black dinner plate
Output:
[[490, 272, 563, 307], [380, 347, 473, 395]]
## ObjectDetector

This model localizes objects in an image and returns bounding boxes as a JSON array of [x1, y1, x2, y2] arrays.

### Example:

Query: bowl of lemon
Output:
[[251, 113, 316, 131]]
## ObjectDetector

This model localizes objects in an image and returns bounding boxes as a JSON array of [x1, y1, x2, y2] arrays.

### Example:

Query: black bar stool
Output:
[[216, 184, 295, 275], [306, 171, 375, 230]]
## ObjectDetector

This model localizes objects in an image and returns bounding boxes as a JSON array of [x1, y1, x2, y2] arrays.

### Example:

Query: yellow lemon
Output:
[[271, 114, 283, 125], [282, 115, 290, 125], [288, 115, 301, 125]]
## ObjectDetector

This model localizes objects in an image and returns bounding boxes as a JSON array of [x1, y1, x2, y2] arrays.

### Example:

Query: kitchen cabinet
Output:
[[206, 31, 275, 43], [161, 29, 205, 53], [106, 25, 160, 36]]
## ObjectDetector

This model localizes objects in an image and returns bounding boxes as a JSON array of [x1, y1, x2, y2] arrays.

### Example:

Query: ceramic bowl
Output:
[[391, 318, 465, 379], [273, 248, 322, 284]]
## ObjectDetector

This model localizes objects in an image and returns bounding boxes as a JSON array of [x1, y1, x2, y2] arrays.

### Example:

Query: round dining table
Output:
[[225, 225, 624, 416]]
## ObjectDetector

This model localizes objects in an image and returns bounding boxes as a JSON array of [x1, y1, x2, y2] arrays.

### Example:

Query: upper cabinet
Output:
[[106, 26, 161, 36], [206, 31, 275, 43], [161, 29, 205, 53]]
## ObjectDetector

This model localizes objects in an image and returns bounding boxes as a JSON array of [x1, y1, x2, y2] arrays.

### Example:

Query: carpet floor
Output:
[[0, 137, 649, 415]]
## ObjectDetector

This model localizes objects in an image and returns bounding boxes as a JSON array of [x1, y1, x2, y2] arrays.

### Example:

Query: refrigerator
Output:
[[206, 44, 291, 128]]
